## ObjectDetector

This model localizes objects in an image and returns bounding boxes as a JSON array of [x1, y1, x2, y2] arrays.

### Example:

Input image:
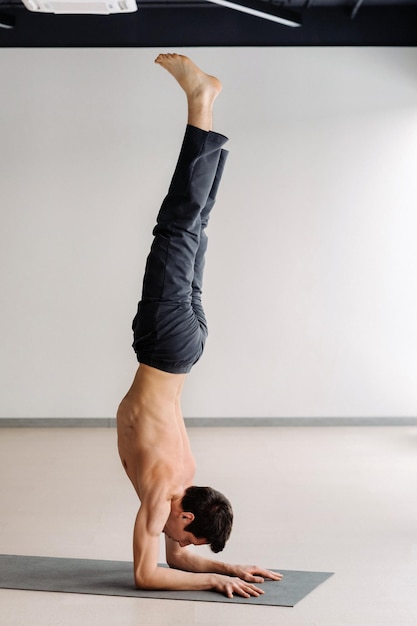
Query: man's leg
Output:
[[132, 55, 228, 373], [139, 126, 227, 304], [140, 54, 227, 304]]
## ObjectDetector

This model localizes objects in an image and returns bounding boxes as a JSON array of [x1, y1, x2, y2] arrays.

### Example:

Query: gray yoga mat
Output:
[[0, 554, 333, 607]]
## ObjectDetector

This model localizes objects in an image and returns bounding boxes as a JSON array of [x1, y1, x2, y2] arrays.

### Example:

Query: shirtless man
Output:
[[117, 53, 282, 599]]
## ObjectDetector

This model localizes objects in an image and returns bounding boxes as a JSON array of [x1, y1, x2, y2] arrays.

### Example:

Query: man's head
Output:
[[181, 486, 233, 553]]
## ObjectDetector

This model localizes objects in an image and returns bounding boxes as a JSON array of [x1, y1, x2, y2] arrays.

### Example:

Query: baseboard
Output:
[[1, 417, 417, 428]]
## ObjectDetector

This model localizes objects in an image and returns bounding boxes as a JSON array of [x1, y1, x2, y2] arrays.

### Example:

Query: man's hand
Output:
[[231, 565, 283, 583], [211, 574, 265, 598]]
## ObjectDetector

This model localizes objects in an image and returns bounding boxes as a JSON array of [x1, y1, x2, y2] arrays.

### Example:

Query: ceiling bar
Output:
[[351, 0, 365, 19], [205, 0, 302, 26]]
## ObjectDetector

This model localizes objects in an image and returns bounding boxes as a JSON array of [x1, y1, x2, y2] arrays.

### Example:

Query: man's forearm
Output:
[[137, 562, 266, 599], [167, 550, 236, 576], [135, 564, 216, 591]]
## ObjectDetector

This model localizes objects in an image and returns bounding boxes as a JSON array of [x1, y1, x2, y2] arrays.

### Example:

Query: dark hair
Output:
[[181, 486, 233, 553]]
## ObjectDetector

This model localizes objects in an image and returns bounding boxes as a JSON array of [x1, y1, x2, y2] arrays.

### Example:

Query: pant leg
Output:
[[140, 125, 228, 303], [132, 125, 229, 373], [191, 149, 229, 331], [192, 148, 229, 301]]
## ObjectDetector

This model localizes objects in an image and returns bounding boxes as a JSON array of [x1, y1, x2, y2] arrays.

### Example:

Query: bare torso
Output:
[[116, 364, 196, 504]]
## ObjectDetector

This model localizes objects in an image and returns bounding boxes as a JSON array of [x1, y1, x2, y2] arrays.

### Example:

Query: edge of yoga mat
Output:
[[0, 554, 333, 607]]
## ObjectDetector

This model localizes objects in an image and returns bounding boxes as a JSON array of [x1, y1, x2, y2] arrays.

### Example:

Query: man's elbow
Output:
[[134, 569, 155, 590], [166, 554, 181, 570]]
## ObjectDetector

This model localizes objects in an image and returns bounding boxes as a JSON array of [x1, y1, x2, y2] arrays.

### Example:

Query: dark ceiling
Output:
[[1, 0, 417, 47]]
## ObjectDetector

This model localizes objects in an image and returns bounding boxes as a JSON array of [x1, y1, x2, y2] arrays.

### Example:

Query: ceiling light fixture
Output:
[[21, 0, 137, 14], [206, 0, 302, 27]]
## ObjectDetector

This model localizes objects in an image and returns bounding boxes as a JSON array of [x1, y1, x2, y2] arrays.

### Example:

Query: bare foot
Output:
[[155, 53, 222, 104]]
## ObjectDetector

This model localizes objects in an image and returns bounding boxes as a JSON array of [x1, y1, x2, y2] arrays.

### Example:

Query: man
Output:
[[117, 53, 282, 599]]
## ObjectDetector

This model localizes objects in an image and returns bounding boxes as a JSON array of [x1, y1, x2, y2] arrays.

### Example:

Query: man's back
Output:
[[117, 364, 195, 501]]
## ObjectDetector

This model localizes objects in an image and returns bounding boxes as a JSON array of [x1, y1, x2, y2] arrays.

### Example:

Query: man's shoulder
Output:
[[137, 483, 177, 534]]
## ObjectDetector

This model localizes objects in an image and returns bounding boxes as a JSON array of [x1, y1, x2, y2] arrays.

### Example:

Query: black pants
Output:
[[132, 125, 229, 373]]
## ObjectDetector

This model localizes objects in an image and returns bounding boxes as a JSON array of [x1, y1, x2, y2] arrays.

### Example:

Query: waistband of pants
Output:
[[138, 356, 194, 374]]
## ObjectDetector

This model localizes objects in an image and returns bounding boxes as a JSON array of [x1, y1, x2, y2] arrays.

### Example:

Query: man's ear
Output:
[[181, 512, 195, 523]]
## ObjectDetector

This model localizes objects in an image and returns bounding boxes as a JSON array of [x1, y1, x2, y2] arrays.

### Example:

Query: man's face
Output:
[[163, 513, 208, 548]]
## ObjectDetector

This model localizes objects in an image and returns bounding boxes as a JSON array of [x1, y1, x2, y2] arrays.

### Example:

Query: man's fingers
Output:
[[243, 566, 283, 582], [244, 574, 265, 583], [239, 583, 264, 597], [226, 585, 248, 599], [246, 584, 264, 596], [227, 582, 264, 599], [258, 569, 283, 581]]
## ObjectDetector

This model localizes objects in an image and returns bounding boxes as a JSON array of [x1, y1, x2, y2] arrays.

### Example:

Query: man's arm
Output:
[[165, 535, 283, 584], [133, 501, 266, 598]]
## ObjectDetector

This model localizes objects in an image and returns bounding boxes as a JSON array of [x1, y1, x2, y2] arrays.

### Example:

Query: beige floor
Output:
[[0, 426, 416, 626]]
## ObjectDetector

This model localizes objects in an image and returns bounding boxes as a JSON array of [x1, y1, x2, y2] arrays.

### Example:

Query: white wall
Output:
[[1, 47, 416, 419]]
